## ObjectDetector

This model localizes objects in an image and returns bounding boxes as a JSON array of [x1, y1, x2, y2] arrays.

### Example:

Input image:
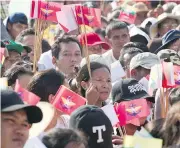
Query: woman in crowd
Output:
[[76, 62, 112, 107]]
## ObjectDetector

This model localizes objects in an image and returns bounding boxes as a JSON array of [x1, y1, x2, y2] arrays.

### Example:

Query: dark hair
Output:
[[3, 65, 33, 86], [27, 69, 65, 102], [51, 36, 82, 59], [169, 87, 180, 105], [145, 118, 165, 139], [42, 39, 51, 53], [12, 60, 33, 71], [15, 28, 35, 42], [76, 62, 110, 97], [119, 47, 143, 67], [106, 21, 128, 38], [95, 28, 106, 38], [123, 42, 149, 52], [42, 128, 87, 148], [161, 102, 180, 147]]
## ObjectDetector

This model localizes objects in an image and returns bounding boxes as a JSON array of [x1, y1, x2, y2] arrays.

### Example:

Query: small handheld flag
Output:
[[51, 85, 86, 115]]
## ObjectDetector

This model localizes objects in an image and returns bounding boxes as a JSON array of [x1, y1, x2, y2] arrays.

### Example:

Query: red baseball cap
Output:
[[78, 32, 111, 50]]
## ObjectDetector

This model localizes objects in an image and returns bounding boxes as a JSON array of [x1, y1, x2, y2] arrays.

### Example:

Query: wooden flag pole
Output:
[[117, 123, 124, 137], [80, 6, 91, 79], [160, 87, 165, 118], [165, 88, 169, 115]]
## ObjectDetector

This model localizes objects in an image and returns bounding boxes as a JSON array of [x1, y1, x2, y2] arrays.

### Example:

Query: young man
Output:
[[1, 90, 42, 148], [129, 52, 160, 81], [51, 36, 82, 80], [5, 12, 28, 40], [15, 28, 35, 62], [119, 47, 143, 78], [103, 21, 130, 66]]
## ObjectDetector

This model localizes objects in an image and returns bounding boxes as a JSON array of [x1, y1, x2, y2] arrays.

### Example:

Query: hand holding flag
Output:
[[51, 85, 86, 115]]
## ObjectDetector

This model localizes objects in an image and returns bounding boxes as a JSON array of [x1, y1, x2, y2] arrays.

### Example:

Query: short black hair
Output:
[[42, 39, 51, 53], [15, 28, 35, 42], [3, 65, 33, 86], [76, 62, 110, 97], [27, 69, 65, 102], [42, 128, 87, 148], [119, 47, 143, 67], [106, 21, 128, 38], [51, 36, 82, 59], [123, 42, 149, 52], [169, 87, 180, 105], [95, 28, 106, 38]]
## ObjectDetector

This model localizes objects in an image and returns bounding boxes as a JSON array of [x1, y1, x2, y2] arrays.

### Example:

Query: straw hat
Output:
[[29, 102, 55, 138], [149, 13, 180, 38]]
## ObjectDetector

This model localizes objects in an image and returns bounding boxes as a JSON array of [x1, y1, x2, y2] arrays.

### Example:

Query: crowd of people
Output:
[[1, 0, 180, 148]]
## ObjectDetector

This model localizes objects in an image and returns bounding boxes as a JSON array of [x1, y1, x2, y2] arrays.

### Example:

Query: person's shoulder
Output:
[[102, 49, 112, 57]]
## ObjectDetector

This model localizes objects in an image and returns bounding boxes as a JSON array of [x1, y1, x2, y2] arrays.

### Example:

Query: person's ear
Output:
[[130, 69, 137, 77], [105, 36, 111, 46], [48, 94, 54, 103], [52, 56, 57, 65], [7, 23, 12, 31], [80, 81, 88, 90]]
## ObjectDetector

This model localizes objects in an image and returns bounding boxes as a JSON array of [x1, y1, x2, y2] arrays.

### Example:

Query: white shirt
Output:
[[38, 50, 55, 71], [102, 49, 117, 67]]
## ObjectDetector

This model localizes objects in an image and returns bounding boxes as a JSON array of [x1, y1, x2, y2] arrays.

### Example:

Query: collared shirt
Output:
[[102, 49, 117, 67]]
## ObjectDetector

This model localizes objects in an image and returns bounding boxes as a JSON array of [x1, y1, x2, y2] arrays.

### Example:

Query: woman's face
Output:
[[89, 67, 112, 101]]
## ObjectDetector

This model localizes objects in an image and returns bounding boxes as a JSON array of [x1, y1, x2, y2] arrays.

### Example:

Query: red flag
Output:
[[174, 65, 180, 86], [118, 99, 150, 124], [51, 85, 86, 115], [15, 80, 40, 105], [114, 103, 126, 126], [30, 0, 61, 23], [162, 61, 175, 88], [74, 6, 101, 27], [119, 8, 136, 24]]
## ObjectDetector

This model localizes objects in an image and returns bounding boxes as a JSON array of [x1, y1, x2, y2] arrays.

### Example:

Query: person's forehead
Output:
[[9, 51, 20, 57], [2, 109, 27, 119], [13, 22, 28, 27], [22, 35, 35, 44], [162, 18, 178, 23], [110, 28, 128, 36], [60, 42, 81, 52]]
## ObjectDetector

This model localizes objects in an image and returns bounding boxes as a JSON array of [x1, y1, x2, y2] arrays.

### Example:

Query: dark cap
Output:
[[69, 105, 113, 148], [155, 29, 180, 53], [1, 90, 43, 124], [112, 78, 150, 103], [8, 12, 28, 25]]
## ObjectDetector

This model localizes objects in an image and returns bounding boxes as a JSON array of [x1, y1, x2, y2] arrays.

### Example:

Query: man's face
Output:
[[130, 67, 150, 81], [53, 42, 82, 77], [159, 19, 178, 37], [108, 29, 130, 56], [3, 51, 21, 71], [8, 23, 28, 40], [1, 109, 30, 148], [21, 35, 35, 62], [123, 52, 140, 78], [88, 45, 103, 55]]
